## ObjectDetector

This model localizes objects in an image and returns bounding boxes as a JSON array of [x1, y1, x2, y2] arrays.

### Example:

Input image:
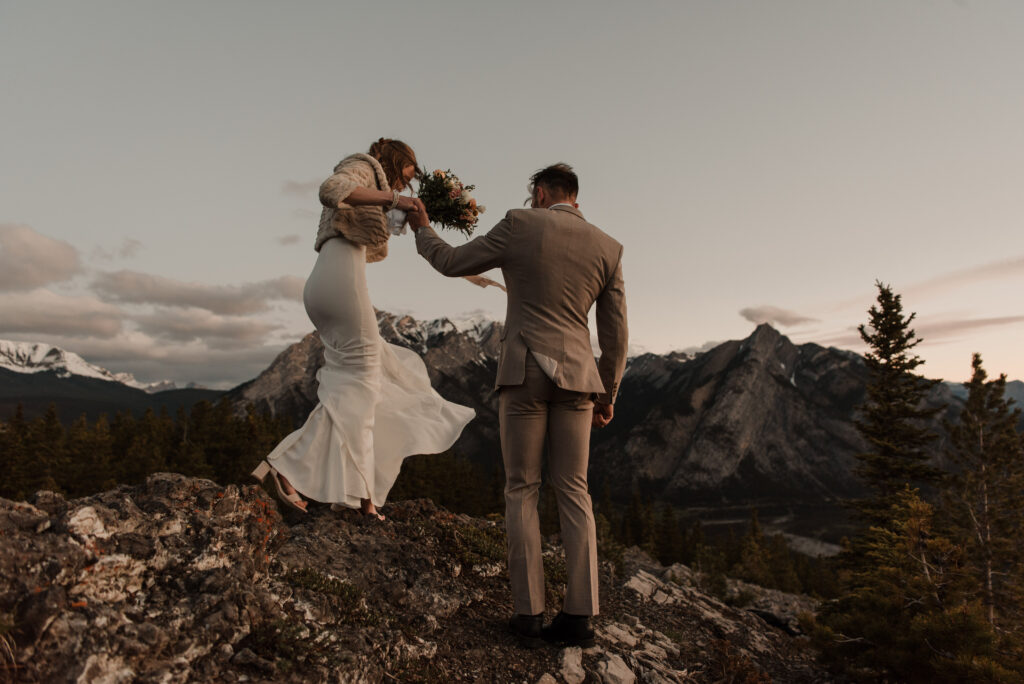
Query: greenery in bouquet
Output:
[[416, 169, 485, 237]]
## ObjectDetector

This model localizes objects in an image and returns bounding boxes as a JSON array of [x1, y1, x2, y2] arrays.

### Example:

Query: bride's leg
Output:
[[360, 498, 384, 520], [277, 472, 308, 511], [306, 239, 382, 518]]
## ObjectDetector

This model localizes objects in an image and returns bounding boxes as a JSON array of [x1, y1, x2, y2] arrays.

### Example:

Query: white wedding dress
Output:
[[265, 235, 475, 509]]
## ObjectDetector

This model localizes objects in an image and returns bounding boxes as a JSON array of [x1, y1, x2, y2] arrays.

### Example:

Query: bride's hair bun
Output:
[[368, 137, 392, 158]]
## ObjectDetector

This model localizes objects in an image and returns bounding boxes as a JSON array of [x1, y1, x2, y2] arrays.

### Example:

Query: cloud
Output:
[[91, 238, 145, 262], [814, 314, 1024, 350], [917, 315, 1024, 340], [739, 305, 818, 327], [0, 224, 81, 291], [126, 345, 287, 389], [907, 255, 1024, 298], [0, 289, 123, 337], [119, 238, 143, 258], [282, 180, 320, 198], [277, 234, 301, 245], [675, 340, 724, 356], [132, 307, 283, 347], [832, 255, 1024, 313], [814, 328, 862, 348], [91, 271, 304, 315]]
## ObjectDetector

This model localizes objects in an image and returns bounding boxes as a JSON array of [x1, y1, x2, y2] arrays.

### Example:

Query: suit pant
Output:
[[499, 354, 599, 616]]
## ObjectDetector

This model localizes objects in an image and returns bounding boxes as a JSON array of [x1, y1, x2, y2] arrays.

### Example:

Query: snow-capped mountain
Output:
[[0, 339, 176, 393], [376, 310, 499, 354]]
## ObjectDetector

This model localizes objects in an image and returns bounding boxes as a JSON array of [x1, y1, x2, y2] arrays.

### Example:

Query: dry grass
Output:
[[0, 615, 17, 684]]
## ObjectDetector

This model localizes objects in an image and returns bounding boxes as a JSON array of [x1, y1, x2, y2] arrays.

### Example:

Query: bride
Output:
[[251, 138, 475, 519]]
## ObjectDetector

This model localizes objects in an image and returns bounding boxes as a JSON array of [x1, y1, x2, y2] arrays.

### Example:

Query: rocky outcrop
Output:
[[646, 555, 818, 637], [0, 475, 827, 683]]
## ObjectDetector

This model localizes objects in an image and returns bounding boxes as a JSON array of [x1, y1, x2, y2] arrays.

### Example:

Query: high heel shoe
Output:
[[329, 502, 384, 521], [251, 461, 307, 513]]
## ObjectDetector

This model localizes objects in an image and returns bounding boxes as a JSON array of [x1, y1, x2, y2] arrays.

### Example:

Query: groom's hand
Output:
[[408, 206, 430, 231], [592, 401, 614, 428]]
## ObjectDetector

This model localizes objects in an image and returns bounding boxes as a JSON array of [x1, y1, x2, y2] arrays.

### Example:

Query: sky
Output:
[[1, 1, 1022, 389]]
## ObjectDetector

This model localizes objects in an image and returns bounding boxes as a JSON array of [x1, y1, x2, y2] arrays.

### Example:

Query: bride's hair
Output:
[[368, 138, 420, 190]]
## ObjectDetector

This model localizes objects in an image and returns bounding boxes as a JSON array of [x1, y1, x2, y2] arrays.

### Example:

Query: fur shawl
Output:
[[314, 153, 391, 263]]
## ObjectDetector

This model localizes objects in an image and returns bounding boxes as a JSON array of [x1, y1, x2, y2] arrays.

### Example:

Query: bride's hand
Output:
[[396, 196, 426, 214]]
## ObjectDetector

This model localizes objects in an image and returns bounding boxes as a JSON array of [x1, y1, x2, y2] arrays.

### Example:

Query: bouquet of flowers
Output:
[[416, 168, 485, 237]]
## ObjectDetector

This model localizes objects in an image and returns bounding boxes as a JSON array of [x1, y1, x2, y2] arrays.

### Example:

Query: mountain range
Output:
[[5, 318, 1021, 544], [0, 339, 222, 422], [222, 312, 1014, 542]]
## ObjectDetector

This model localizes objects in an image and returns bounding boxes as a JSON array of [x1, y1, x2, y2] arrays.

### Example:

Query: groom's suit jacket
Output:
[[415, 205, 627, 404]]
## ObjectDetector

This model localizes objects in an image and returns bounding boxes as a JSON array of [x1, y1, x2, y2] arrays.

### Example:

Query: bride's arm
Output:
[[341, 186, 394, 207], [344, 186, 421, 213], [319, 161, 421, 212]]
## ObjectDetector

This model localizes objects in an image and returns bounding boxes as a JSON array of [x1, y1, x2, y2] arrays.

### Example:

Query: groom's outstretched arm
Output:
[[413, 212, 514, 277]]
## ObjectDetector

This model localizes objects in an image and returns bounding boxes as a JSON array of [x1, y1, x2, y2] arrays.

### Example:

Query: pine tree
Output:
[[25, 404, 65, 494], [621, 490, 642, 546], [108, 411, 137, 482], [941, 354, 1024, 641], [765, 533, 802, 594], [119, 408, 167, 484], [63, 414, 106, 497], [638, 499, 657, 556], [87, 415, 118, 493], [195, 399, 246, 484], [653, 504, 684, 564], [0, 405, 30, 500], [597, 481, 613, 520], [167, 406, 213, 478], [732, 509, 773, 587], [854, 282, 942, 525], [811, 283, 998, 679], [695, 541, 729, 599], [680, 520, 705, 566], [814, 488, 1015, 682]]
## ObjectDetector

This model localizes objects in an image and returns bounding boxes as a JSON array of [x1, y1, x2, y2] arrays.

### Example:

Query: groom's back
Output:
[[498, 205, 624, 396]]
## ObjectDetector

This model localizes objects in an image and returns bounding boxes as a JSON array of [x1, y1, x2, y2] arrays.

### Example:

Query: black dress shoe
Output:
[[507, 613, 544, 649], [541, 611, 595, 647]]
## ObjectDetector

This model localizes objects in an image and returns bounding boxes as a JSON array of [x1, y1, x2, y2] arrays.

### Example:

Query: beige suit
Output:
[[415, 205, 627, 616]]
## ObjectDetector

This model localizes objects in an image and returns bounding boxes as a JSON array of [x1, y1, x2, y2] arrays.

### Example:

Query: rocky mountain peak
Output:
[[740, 323, 797, 368], [750, 322, 782, 343]]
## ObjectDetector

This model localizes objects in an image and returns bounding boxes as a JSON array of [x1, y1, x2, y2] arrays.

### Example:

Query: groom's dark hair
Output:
[[530, 163, 578, 200]]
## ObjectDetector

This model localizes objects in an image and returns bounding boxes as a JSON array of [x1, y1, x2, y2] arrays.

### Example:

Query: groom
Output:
[[408, 163, 628, 648]]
